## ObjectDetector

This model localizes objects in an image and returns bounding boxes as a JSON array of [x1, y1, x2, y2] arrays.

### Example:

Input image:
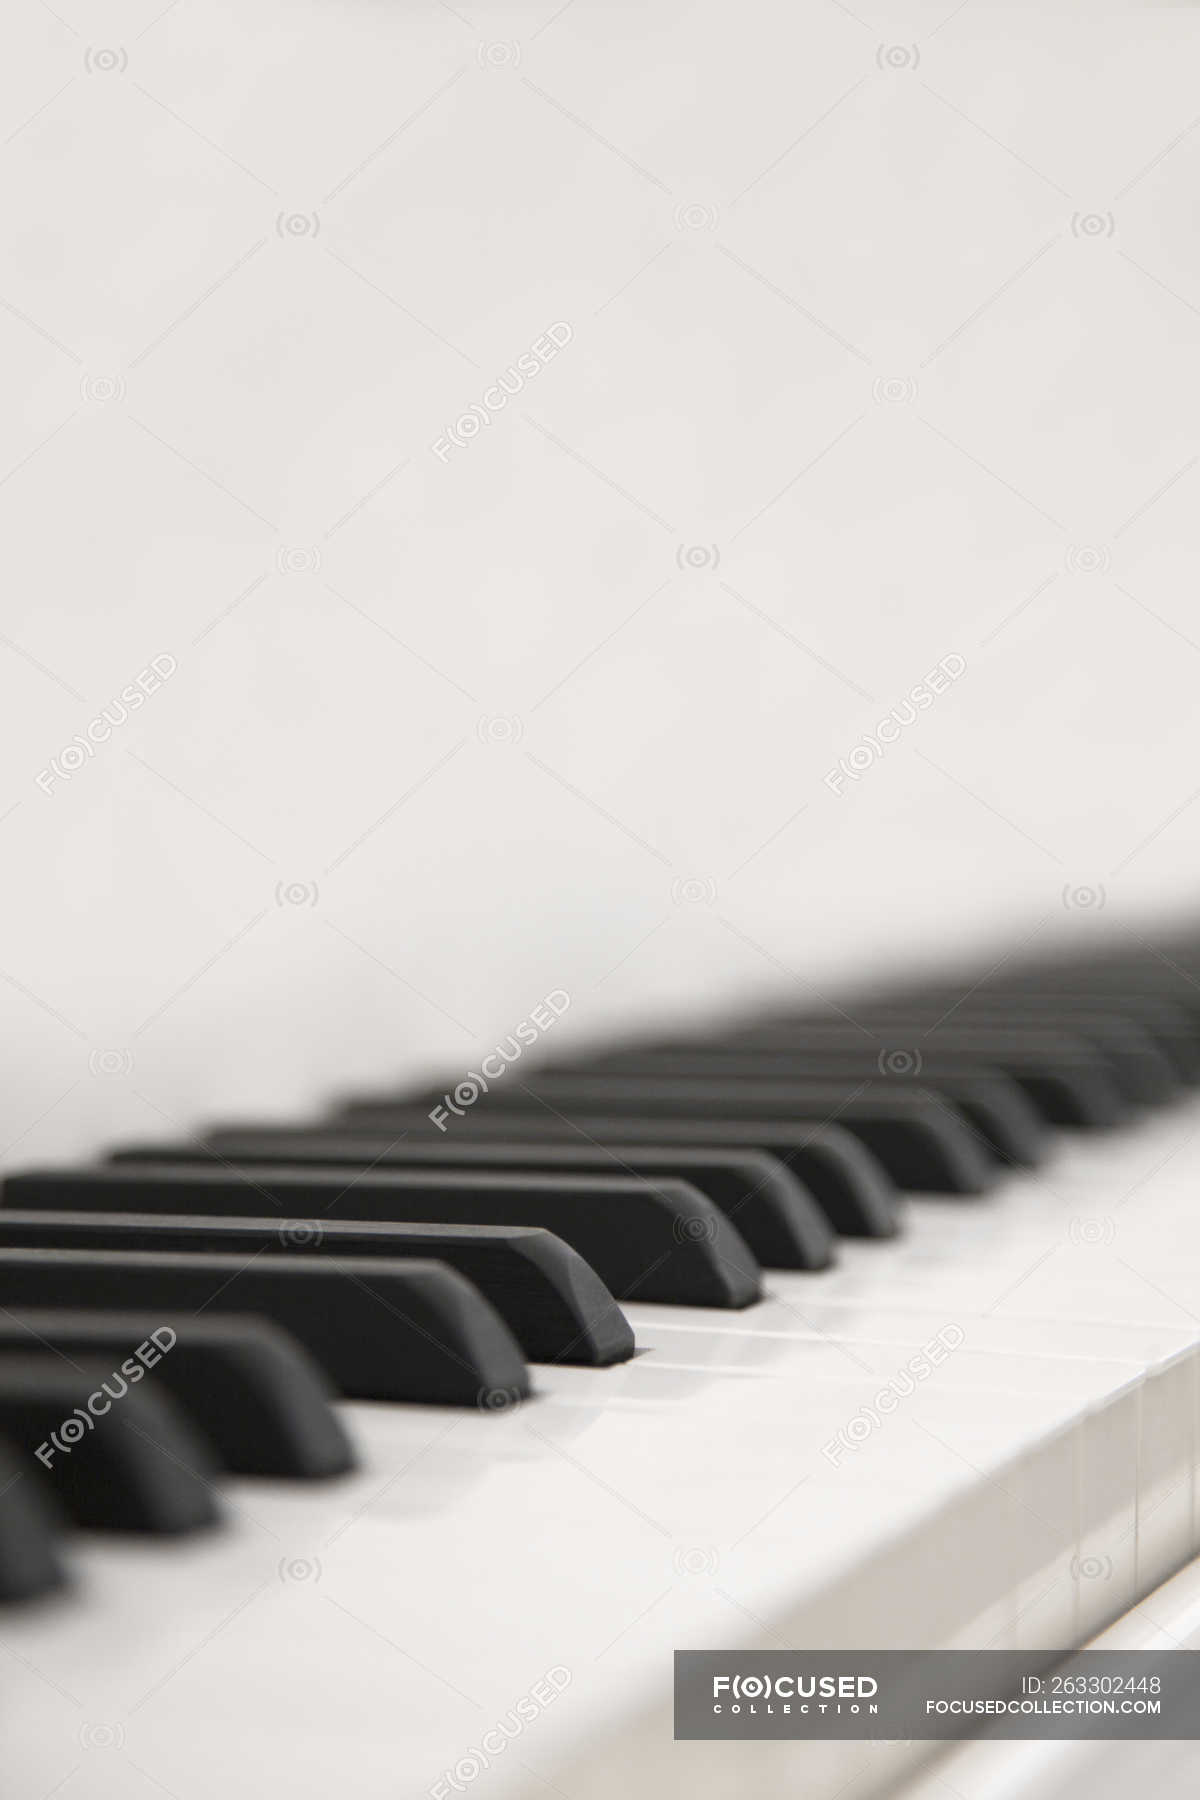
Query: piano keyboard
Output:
[[4, 935, 1200, 1800]]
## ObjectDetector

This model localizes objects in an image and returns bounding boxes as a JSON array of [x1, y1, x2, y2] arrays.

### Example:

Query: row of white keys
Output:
[[897, 1545, 1200, 1800]]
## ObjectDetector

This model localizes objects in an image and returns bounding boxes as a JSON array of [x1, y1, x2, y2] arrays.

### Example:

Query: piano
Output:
[[4, 935, 1200, 1800]]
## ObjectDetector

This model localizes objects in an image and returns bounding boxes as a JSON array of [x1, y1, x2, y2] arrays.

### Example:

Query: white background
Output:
[[4, 0, 1200, 1165]]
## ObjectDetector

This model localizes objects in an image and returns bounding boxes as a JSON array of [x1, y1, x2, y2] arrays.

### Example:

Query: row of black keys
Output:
[[3, 943, 1199, 1603]]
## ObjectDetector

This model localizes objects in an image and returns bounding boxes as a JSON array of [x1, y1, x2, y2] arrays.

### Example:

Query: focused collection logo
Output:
[[712, 1672, 879, 1714]]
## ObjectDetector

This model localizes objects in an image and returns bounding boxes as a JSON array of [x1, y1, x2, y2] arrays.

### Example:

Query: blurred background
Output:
[[4, 0, 1200, 1165]]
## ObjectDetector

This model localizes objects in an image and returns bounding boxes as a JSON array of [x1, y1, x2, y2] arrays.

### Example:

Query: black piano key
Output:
[[0, 1214, 634, 1368], [289, 1109, 901, 1237], [3, 1165, 758, 1311], [0, 1356, 221, 1534], [1096, 966, 1200, 1044], [764, 1122, 901, 1235], [114, 1136, 837, 1273], [0, 1251, 529, 1406], [0, 1312, 356, 1479], [1080, 1000, 1199, 1082], [544, 1057, 1045, 1169], [877, 1002, 1179, 1107], [872, 1069, 1044, 1171], [0, 1436, 68, 1601], [919, 976, 1200, 1083], [348, 1078, 992, 1194], [724, 1024, 1127, 1128]]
